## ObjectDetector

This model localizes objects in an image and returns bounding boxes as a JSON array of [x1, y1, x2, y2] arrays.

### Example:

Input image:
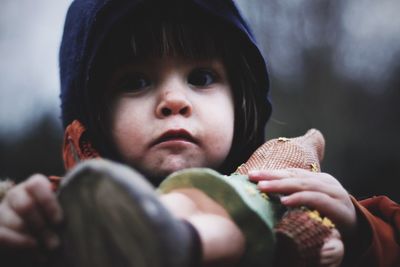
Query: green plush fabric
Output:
[[158, 168, 280, 266]]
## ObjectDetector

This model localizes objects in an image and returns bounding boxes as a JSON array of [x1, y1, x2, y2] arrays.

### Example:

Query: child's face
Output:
[[108, 56, 234, 178]]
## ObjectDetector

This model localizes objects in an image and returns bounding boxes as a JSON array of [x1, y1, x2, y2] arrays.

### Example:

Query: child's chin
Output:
[[134, 154, 210, 184], [147, 160, 200, 178], [157, 164, 194, 177], [139, 166, 190, 186], [162, 156, 200, 171]]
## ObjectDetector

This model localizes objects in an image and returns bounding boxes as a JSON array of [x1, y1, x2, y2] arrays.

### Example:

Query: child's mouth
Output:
[[152, 129, 197, 146]]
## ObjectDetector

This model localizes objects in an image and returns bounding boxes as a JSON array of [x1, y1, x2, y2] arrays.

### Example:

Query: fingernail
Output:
[[248, 170, 260, 176], [258, 181, 269, 187], [280, 196, 289, 203], [44, 232, 60, 250]]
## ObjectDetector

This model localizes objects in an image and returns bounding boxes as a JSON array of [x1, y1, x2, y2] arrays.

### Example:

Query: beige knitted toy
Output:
[[236, 128, 339, 267]]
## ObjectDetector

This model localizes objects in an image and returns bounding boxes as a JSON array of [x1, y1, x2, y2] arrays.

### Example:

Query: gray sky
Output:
[[237, 0, 400, 90], [1, 0, 400, 136], [0, 0, 72, 136]]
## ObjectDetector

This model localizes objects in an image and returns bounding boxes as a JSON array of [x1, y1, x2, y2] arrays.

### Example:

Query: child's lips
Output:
[[151, 129, 198, 147]]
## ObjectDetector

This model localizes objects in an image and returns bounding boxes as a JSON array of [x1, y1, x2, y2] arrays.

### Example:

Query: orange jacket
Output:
[[348, 196, 400, 267]]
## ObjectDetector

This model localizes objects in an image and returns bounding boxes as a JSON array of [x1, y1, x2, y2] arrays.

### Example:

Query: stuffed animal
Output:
[[159, 129, 342, 266]]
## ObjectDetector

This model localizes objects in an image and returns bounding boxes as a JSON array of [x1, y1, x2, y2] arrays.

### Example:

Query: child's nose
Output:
[[156, 89, 192, 118]]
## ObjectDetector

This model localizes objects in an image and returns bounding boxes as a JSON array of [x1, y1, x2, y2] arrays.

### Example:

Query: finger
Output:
[[320, 238, 344, 266], [257, 177, 342, 199], [248, 170, 274, 182], [24, 175, 63, 251], [6, 185, 46, 232], [280, 191, 342, 219], [329, 228, 341, 239], [250, 169, 314, 181], [280, 191, 352, 227], [0, 226, 37, 249], [250, 168, 339, 185], [280, 191, 335, 208], [248, 169, 290, 182], [0, 203, 27, 232], [321, 238, 344, 254], [25, 174, 63, 225], [41, 229, 61, 251]]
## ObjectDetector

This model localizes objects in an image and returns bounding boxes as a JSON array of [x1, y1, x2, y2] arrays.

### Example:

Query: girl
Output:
[[0, 0, 398, 266]]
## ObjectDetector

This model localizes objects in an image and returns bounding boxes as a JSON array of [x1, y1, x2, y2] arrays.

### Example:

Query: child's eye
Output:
[[188, 69, 217, 87], [117, 73, 151, 93]]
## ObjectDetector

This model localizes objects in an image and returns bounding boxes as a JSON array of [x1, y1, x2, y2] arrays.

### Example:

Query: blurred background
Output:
[[0, 0, 399, 202]]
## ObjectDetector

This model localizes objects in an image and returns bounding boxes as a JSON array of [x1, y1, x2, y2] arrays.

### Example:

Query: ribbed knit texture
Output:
[[235, 129, 334, 266], [235, 128, 324, 174]]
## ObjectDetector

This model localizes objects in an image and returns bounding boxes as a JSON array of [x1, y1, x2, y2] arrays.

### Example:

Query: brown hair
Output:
[[87, 3, 266, 181]]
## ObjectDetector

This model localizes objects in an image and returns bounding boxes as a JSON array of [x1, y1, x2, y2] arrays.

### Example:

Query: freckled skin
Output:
[[110, 56, 235, 178]]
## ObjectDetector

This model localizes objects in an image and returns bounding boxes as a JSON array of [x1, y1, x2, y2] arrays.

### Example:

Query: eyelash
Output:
[[187, 69, 218, 88], [115, 68, 219, 93], [116, 73, 151, 93]]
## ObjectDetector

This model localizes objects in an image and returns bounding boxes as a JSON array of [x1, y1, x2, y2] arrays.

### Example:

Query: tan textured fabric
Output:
[[236, 128, 324, 175], [235, 129, 334, 267]]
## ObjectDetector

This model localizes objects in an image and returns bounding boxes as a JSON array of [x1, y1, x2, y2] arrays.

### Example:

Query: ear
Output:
[[301, 128, 325, 162]]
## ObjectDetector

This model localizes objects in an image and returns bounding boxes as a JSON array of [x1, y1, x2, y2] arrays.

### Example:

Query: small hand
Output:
[[0, 174, 63, 262], [249, 168, 357, 238], [319, 229, 344, 267]]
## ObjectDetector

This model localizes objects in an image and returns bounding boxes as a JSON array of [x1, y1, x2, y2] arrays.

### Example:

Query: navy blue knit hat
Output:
[[59, 0, 272, 172]]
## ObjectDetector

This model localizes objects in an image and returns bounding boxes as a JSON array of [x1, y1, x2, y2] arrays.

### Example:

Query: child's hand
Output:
[[0, 174, 63, 261], [320, 228, 344, 267], [249, 168, 357, 238]]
